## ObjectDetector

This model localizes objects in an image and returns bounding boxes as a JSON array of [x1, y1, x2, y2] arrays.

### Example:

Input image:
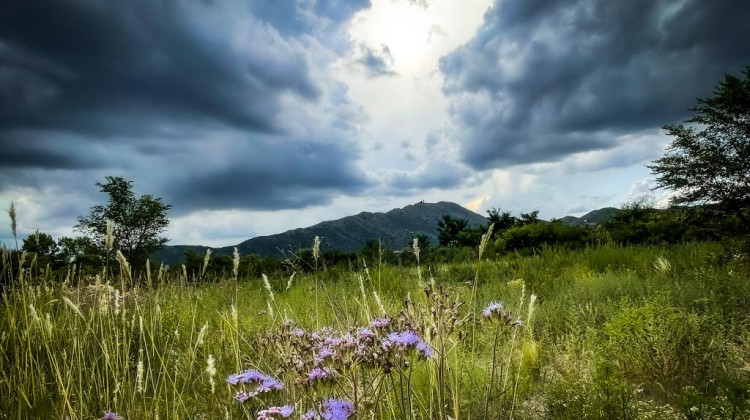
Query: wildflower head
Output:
[[321, 399, 355, 420], [416, 341, 433, 359], [257, 405, 294, 419], [370, 318, 390, 328], [100, 411, 123, 420], [227, 369, 283, 402], [482, 301, 503, 318], [385, 330, 421, 349], [382, 329, 432, 360], [482, 301, 522, 326], [308, 367, 334, 383]]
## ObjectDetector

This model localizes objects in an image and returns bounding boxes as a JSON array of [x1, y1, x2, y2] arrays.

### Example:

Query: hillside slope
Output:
[[152, 201, 487, 265]]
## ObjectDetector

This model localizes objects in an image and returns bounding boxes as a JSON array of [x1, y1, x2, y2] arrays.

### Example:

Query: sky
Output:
[[1, 0, 749, 247]]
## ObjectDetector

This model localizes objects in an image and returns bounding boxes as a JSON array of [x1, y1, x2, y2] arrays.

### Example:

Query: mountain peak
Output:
[[152, 201, 487, 265]]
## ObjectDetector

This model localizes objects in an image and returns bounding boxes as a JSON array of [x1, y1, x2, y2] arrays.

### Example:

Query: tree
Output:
[[57, 236, 102, 268], [486, 207, 516, 234], [518, 210, 540, 226], [22, 230, 59, 268], [436, 215, 469, 247], [648, 67, 750, 222], [76, 176, 172, 268]]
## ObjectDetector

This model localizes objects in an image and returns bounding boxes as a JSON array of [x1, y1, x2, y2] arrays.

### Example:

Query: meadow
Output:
[[1, 239, 749, 419]]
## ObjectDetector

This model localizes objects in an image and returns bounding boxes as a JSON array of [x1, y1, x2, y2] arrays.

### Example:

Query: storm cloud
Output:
[[0, 0, 374, 215], [440, 0, 750, 169]]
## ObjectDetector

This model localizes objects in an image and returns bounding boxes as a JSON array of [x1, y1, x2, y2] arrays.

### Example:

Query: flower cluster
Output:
[[240, 318, 433, 418], [257, 405, 294, 419], [383, 330, 432, 359], [226, 369, 284, 402], [302, 399, 355, 420], [482, 301, 523, 327]]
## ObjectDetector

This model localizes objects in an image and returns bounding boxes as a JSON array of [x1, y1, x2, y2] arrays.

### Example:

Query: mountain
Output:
[[152, 201, 488, 266], [559, 207, 621, 226]]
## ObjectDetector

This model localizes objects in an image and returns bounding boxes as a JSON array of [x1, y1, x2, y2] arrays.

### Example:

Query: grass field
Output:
[[1, 240, 749, 419]]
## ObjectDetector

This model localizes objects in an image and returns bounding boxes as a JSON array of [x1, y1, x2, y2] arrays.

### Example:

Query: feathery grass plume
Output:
[[146, 259, 152, 288], [113, 289, 121, 316], [18, 251, 27, 270], [115, 250, 131, 284], [286, 272, 296, 291], [206, 354, 217, 393], [201, 249, 212, 280], [412, 237, 420, 265], [28, 304, 41, 325], [105, 221, 114, 252], [158, 263, 165, 284], [232, 247, 239, 281], [62, 296, 84, 319], [373, 290, 386, 316], [196, 322, 208, 347], [527, 294, 537, 329], [262, 274, 275, 302], [313, 236, 321, 269], [266, 300, 274, 318], [358, 275, 372, 320], [181, 264, 188, 285], [44, 313, 52, 335], [8, 201, 17, 249], [136, 349, 145, 393], [654, 256, 672, 275], [479, 223, 495, 260]]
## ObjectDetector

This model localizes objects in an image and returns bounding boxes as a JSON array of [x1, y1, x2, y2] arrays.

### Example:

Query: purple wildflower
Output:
[[292, 328, 306, 337], [371, 318, 390, 328], [482, 301, 522, 326], [318, 346, 334, 359], [482, 301, 503, 319], [324, 336, 342, 347], [100, 411, 122, 420], [416, 341, 433, 359], [357, 328, 375, 340], [235, 392, 251, 403], [227, 369, 284, 402], [308, 367, 332, 382], [321, 399, 355, 420], [257, 405, 294, 419], [385, 330, 422, 349], [302, 410, 318, 420]]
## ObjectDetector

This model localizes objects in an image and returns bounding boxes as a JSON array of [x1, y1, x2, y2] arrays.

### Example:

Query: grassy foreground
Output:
[[1, 241, 749, 419]]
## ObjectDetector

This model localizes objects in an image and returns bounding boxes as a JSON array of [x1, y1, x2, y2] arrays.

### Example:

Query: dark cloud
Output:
[[0, 0, 376, 220], [247, 0, 371, 52], [164, 139, 373, 213], [357, 45, 397, 78], [379, 161, 475, 195], [0, 0, 321, 142], [440, 0, 750, 169]]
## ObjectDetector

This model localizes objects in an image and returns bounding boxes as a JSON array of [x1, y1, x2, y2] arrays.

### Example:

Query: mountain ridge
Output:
[[152, 201, 488, 265]]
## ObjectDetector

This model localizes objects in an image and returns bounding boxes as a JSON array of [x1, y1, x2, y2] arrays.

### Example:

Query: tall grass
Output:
[[0, 240, 748, 419]]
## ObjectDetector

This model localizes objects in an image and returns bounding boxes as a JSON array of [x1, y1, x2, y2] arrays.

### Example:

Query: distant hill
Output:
[[559, 207, 621, 226], [152, 201, 488, 266]]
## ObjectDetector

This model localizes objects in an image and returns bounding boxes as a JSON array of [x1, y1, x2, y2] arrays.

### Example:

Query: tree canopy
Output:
[[649, 67, 750, 221], [76, 176, 171, 267]]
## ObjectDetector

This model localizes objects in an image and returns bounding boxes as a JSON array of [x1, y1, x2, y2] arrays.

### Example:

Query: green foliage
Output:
[[437, 214, 469, 246], [501, 221, 589, 252], [649, 67, 750, 222], [21, 230, 58, 267], [56, 236, 101, 269], [486, 207, 517, 233], [76, 176, 172, 268], [1, 239, 749, 418]]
